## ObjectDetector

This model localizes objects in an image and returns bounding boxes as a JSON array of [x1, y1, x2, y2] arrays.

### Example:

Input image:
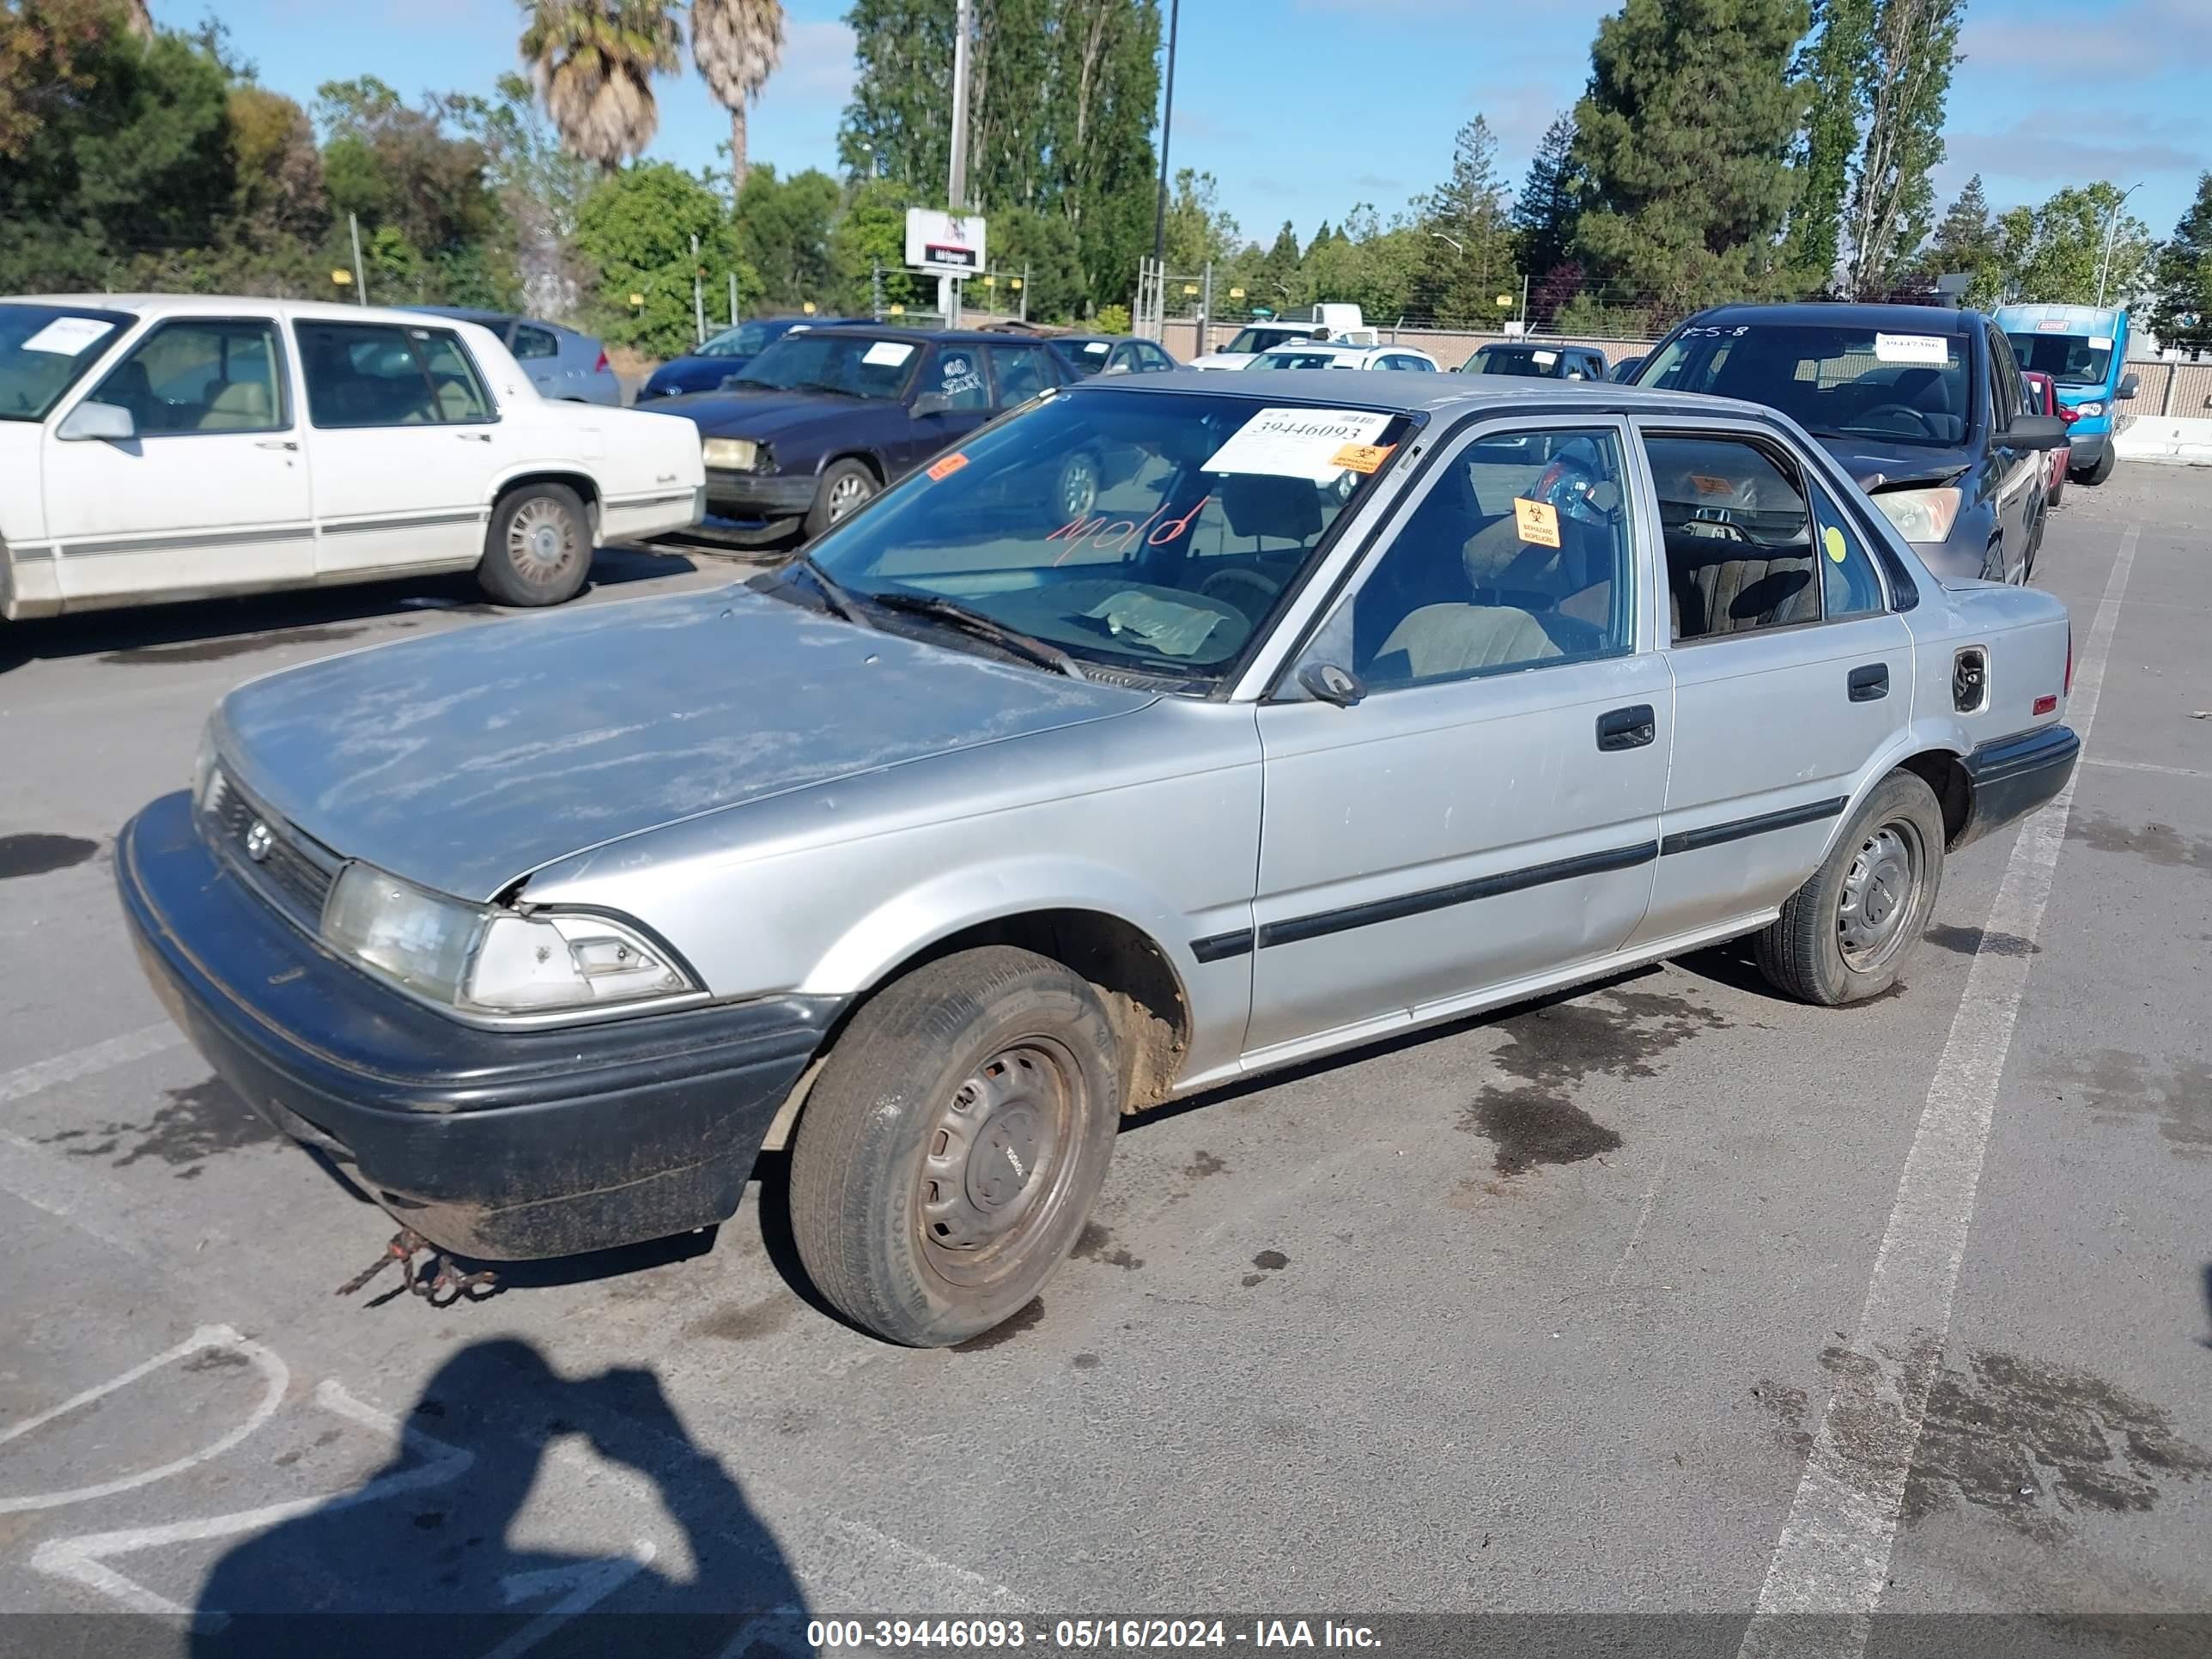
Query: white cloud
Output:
[[1943, 118, 2206, 185]]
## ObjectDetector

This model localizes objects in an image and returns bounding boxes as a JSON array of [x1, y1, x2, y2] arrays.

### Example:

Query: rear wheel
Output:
[[1753, 771, 1946, 1006], [477, 482, 591, 606], [804, 459, 878, 541], [787, 946, 1122, 1346]]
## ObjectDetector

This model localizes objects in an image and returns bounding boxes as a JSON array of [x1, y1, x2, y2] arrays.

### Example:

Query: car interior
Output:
[[94, 324, 286, 434], [298, 325, 490, 427], [1703, 337, 1969, 446], [1643, 433, 1820, 641]]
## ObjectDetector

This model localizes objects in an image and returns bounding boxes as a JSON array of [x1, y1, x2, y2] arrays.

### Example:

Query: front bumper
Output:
[[704, 469, 818, 520], [118, 792, 835, 1260], [1955, 724, 2080, 850], [2066, 429, 2112, 471]]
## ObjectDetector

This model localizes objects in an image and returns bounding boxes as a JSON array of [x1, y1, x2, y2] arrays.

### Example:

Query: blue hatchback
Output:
[[638, 316, 867, 402]]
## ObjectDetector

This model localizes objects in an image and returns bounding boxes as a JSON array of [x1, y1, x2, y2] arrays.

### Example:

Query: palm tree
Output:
[[121, 0, 153, 39], [520, 0, 681, 172], [690, 0, 784, 198]]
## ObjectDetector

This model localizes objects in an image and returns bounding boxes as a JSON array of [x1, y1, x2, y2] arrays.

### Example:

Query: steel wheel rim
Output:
[[826, 473, 871, 523], [507, 498, 576, 580], [1059, 455, 1099, 519], [1837, 819, 1923, 972], [917, 1038, 1080, 1289]]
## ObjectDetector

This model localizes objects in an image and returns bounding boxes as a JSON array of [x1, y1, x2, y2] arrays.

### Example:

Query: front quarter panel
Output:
[[520, 696, 1267, 1087]]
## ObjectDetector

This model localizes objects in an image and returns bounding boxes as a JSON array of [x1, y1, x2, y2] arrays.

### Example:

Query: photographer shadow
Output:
[[191, 1338, 810, 1658]]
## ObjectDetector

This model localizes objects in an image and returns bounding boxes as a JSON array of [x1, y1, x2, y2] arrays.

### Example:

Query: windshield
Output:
[[1254, 349, 1347, 370], [1642, 322, 1971, 447], [797, 389, 1413, 683], [728, 331, 917, 398], [699, 320, 786, 359], [1058, 339, 1114, 376], [1223, 327, 1307, 355], [1465, 347, 1559, 378], [0, 303, 133, 422], [2007, 331, 2112, 388]]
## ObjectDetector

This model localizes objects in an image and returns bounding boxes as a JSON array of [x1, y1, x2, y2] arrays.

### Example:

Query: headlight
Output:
[[2070, 401, 2103, 418], [322, 863, 694, 1018], [192, 726, 221, 809], [701, 436, 757, 471], [1871, 485, 1963, 544]]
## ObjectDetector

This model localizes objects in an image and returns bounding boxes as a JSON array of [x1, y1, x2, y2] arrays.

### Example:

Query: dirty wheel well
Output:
[[887, 912, 1188, 1114], [1899, 750, 1971, 847]]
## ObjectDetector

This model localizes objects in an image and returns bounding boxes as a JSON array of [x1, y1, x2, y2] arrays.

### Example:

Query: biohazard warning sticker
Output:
[[1513, 497, 1561, 548], [1330, 442, 1395, 474]]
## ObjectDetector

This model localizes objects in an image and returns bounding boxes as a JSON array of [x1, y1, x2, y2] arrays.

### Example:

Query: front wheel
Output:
[[1753, 770, 1946, 1006], [804, 459, 878, 541], [787, 946, 1122, 1346], [477, 482, 592, 606], [2083, 445, 2116, 486]]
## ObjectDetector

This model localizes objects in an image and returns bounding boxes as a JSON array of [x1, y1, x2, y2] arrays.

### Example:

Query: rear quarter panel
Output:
[[1903, 581, 2074, 753]]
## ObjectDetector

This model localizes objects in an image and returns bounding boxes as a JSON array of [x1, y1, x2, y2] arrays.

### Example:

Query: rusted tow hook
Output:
[[336, 1228, 500, 1307]]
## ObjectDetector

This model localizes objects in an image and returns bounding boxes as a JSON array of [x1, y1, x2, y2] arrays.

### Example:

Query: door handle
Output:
[[456, 432, 494, 442], [1848, 663, 1889, 702], [1595, 704, 1656, 751], [254, 439, 298, 451]]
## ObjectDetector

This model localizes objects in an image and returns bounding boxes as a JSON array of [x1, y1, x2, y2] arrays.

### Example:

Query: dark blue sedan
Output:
[[638, 316, 867, 401]]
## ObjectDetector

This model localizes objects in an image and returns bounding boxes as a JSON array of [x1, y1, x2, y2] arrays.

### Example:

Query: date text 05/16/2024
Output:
[[807, 1621, 1383, 1651]]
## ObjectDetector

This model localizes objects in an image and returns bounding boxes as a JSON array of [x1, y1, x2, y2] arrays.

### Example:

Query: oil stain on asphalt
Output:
[[100, 623, 372, 666], [38, 1075, 281, 1176], [2066, 813, 2212, 875], [1074, 1223, 1144, 1270], [1924, 922, 2041, 957], [953, 1297, 1045, 1352], [1460, 988, 1728, 1176], [2047, 1049, 2212, 1161], [0, 833, 100, 879], [687, 1294, 799, 1343]]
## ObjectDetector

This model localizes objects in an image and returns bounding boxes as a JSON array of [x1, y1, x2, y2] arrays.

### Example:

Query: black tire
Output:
[[787, 946, 1122, 1346], [2082, 445, 2116, 486], [804, 458, 878, 541], [477, 482, 592, 606], [1753, 770, 1947, 1006]]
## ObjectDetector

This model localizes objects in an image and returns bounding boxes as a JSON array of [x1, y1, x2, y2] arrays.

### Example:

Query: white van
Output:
[[1, 295, 707, 619]]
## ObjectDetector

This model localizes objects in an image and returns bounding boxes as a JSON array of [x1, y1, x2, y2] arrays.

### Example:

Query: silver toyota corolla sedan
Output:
[[119, 371, 2081, 1346]]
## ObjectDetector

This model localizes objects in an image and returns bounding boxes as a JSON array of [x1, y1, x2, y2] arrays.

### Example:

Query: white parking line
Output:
[[1737, 523, 2137, 1658], [0, 1023, 182, 1105], [2081, 756, 2211, 781]]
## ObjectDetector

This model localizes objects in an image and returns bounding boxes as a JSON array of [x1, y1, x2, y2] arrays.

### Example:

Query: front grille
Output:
[[204, 770, 339, 926]]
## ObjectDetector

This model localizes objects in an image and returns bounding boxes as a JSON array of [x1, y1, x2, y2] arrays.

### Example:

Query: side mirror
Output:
[[57, 399, 136, 442], [2118, 372, 2140, 400], [1297, 661, 1366, 708], [912, 392, 951, 417], [2008, 413, 2069, 452]]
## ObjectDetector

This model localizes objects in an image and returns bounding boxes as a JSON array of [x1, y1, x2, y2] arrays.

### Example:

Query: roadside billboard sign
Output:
[[905, 209, 986, 276]]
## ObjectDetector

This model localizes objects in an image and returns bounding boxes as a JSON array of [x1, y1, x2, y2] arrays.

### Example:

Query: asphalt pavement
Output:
[[0, 474, 2206, 1656]]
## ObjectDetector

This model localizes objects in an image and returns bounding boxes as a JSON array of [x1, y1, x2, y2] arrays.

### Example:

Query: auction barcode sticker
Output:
[[1202, 407, 1393, 482], [1873, 332, 1949, 365]]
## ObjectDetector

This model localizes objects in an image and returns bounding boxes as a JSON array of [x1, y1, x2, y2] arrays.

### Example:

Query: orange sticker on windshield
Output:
[[1689, 473, 1735, 496], [1512, 497, 1561, 548], [927, 453, 969, 481], [1331, 441, 1395, 474]]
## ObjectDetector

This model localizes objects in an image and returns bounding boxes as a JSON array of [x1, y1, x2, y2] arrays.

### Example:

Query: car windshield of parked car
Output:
[[1464, 347, 1558, 378], [0, 303, 134, 422], [1643, 323, 1971, 447], [797, 390, 1414, 683], [2006, 331, 2112, 388], [1223, 327, 1306, 355], [699, 320, 785, 359], [1252, 349, 1346, 370], [1058, 339, 1115, 376], [726, 331, 916, 398]]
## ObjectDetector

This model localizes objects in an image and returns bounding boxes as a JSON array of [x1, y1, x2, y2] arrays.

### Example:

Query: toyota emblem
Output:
[[244, 819, 275, 862]]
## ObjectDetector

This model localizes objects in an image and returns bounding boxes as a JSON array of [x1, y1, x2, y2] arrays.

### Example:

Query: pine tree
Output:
[[1419, 113, 1514, 326], [1571, 0, 1811, 321], [1787, 0, 1872, 290], [1511, 111, 1583, 280], [2152, 172, 2212, 356]]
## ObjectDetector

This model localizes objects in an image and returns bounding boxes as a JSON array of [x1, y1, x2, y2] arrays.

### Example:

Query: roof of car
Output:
[[9, 294, 520, 332], [1082, 367, 1790, 424], [801, 325, 1018, 345], [1683, 301, 1980, 334]]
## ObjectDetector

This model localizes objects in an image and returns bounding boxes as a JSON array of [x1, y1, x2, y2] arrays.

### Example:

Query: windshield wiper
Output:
[[789, 552, 869, 625], [867, 592, 1086, 680]]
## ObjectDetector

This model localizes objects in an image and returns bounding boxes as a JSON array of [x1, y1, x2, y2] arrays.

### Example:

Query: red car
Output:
[[2022, 369, 2068, 508]]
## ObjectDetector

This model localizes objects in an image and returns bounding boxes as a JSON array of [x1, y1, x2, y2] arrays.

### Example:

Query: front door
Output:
[[1629, 422, 1914, 947], [1244, 418, 1673, 1061], [42, 314, 313, 607], [292, 318, 508, 577], [896, 343, 994, 476]]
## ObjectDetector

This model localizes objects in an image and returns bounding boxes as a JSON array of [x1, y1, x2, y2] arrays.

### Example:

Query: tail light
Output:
[[594, 349, 610, 374]]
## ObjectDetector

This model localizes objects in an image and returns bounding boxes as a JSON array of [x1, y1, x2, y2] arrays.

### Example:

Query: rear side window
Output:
[[297, 322, 495, 428], [1809, 483, 1886, 620], [511, 324, 559, 361], [985, 343, 1057, 406], [931, 347, 992, 411], [1644, 432, 1820, 642]]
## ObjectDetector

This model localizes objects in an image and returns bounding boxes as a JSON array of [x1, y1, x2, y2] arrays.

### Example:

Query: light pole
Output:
[[2095, 181, 2142, 307], [1429, 231, 1464, 254], [1151, 0, 1181, 268]]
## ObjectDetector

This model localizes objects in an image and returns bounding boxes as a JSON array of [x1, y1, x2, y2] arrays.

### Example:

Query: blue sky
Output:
[[155, 0, 2210, 251]]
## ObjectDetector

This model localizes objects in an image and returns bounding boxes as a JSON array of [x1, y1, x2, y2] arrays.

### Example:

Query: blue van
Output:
[[1995, 303, 2141, 485]]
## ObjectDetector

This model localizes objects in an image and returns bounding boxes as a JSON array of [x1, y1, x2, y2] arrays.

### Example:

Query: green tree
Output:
[[826, 176, 930, 313], [520, 0, 679, 172], [441, 73, 602, 318], [990, 204, 1085, 320], [1841, 0, 1962, 296], [1914, 172, 2001, 303], [1994, 182, 2156, 308], [2151, 173, 2212, 356], [1786, 0, 1871, 289], [1512, 111, 1584, 283], [0, 0, 116, 161], [226, 84, 329, 247], [1417, 114, 1516, 325], [1571, 0, 1810, 320], [734, 163, 842, 307], [1257, 220, 1303, 304], [1161, 167, 1239, 271], [575, 161, 755, 355]]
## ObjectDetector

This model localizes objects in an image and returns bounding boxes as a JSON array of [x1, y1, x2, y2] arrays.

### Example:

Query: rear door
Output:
[[42, 313, 314, 606], [294, 318, 506, 576], [1627, 418, 1913, 949], [1981, 320, 2042, 570]]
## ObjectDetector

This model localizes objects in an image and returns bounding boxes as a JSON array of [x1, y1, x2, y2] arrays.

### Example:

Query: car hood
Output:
[[661, 388, 899, 442], [1188, 353, 1256, 371], [214, 586, 1152, 901], [1806, 433, 1973, 495]]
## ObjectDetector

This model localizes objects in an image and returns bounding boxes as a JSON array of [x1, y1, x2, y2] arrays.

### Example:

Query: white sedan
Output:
[[0, 295, 706, 618], [1246, 342, 1441, 373]]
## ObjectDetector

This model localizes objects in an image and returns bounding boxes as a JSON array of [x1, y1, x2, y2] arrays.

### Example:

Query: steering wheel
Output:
[[1196, 567, 1281, 622], [1853, 402, 1939, 438]]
